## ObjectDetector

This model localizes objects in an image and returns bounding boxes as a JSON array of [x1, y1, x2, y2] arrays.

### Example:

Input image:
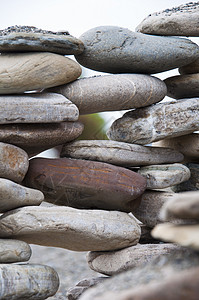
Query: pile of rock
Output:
[[0, 2, 199, 299]]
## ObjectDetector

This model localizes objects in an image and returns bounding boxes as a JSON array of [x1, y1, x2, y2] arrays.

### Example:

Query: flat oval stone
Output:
[[152, 223, 199, 251], [0, 142, 29, 183], [107, 99, 199, 145], [75, 26, 199, 74], [0, 178, 44, 212], [0, 93, 79, 124], [138, 164, 190, 190], [0, 25, 84, 55], [0, 206, 141, 251], [0, 263, 59, 299], [49, 74, 167, 114], [61, 140, 184, 166], [164, 74, 199, 99], [0, 239, 31, 263], [179, 58, 199, 75], [136, 2, 199, 36], [87, 243, 179, 276], [153, 133, 199, 161], [0, 52, 81, 94], [0, 121, 84, 157], [132, 191, 174, 228], [24, 157, 146, 212], [160, 191, 199, 221]]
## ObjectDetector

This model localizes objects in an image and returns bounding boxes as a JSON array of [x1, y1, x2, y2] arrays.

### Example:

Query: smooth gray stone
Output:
[[0, 263, 59, 299], [138, 164, 190, 190], [0, 206, 141, 251], [75, 26, 199, 74], [136, 2, 199, 36], [172, 163, 199, 192], [79, 248, 199, 300], [0, 93, 79, 124], [0, 142, 29, 183], [87, 243, 179, 276], [107, 98, 199, 145], [0, 178, 44, 212], [49, 74, 167, 114], [61, 140, 184, 167], [179, 58, 199, 75], [0, 25, 84, 55], [0, 239, 31, 263], [0, 52, 81, 94], [164, 73, 199, 99]]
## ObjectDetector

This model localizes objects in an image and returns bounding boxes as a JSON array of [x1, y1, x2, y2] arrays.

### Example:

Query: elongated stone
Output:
[[152, 223, 199, 250], [87, 243, 179, 276], [0, 142, 29, 183], [136, 2, 199, 36], [0, 25, 84, 54], [0, 93, 79, 124], [75, 26, 199, 74], [0, 52, 81, 94], [172, 163, 199, 192], [0, 206, 141, 251], [138, 164, 190, 190], [61, 140, 184, 166], [179, 58, 199, 75], [0, 121, 84, 156], [107, 98, 199, 145], [153, 133, 199, 161], [160, 191, 199, 221], [0, 239, 31, 263], [49, 74, 167, 114], [132, 191, 174, 228], [0, 178, 44, 212], [24, 158, 146, 212], [0, 263, 59, 299], [164, 74, 199, 99]]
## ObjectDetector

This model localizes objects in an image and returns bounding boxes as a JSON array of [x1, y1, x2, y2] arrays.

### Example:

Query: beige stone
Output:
[[0, 52, 81, 94], [107, 99, 199, 145], [87, 243, 179, 276], [0, 142, 29, 183], [0, 239, 31, 263], [152, 223, 199, 250], [138, 163, 190, 189], [0, 206, 141, 251], [61, 140, 184, 167], [179, 58, 199, 75]]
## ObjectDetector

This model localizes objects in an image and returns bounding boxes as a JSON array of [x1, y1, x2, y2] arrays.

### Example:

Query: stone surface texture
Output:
[[49, 74, 167, 114], [0, 93, 79, 124], [172, 163, 199, 192], [75, 26, 198, 74], [136, 2, 199, 36], [61, 140, 184, 167], [0, 121, 84, 156], [0, 206, 141, 251], [24, 157, 146, 212], [107, 98, 199, 145], [0, 142, 29, 183], [0, 25, 84, 55], [179, 58, 199, 75], [0, 52, 81, 94], [0, 239, 31, 263]]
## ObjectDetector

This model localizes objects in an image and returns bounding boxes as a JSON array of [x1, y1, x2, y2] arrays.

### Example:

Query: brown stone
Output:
[[0, 121, 84, 156], [179, 58, 199, 75], [24, 157, 146, 212]]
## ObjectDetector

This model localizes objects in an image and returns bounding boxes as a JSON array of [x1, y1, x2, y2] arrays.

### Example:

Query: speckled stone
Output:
[[0, 206, 141, 251], [0, 263, 59, 299], [61, 140, 184, 167], [0, 142, 29, 183], [107, 98, 199, 145], [136, 2, 199, 36], [24, 157, 146, 212], [0, 93, 79, 124], [138, 164, 190, 190], [0, 121, 84, 157], [172, 163, 199, 192], [49, 74, 167, 114], [75, 26, 198, 74], [179, 58, 199, 75], [0, 239, 31, 263], [164, 74, 199, 99], [0, 25, 84, 55], [0, 52, 81, 94]]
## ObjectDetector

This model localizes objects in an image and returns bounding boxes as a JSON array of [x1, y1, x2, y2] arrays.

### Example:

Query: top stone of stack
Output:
[[136, 2, 199, 36]]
